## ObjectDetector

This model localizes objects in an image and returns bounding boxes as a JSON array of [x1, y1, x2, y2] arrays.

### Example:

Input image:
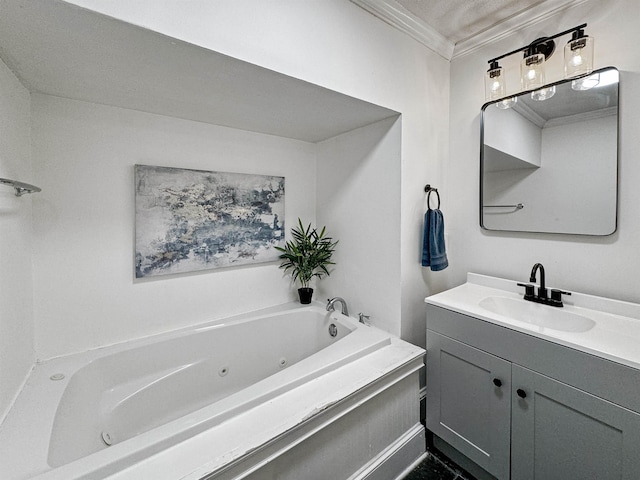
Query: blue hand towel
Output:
[[421, 209, 448, 271]]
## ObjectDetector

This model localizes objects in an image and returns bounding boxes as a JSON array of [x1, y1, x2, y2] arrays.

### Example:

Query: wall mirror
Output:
[[480, 66, 619, 235]]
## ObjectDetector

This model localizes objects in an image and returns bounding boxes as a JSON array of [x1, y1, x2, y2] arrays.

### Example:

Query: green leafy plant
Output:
[[275, 219, 338, 288]]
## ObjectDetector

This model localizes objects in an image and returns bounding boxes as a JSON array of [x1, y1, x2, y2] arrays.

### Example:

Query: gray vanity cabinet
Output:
[[511, 364, 640, 480], [426, 305, 640, 480], [426, 332, 511, 480]]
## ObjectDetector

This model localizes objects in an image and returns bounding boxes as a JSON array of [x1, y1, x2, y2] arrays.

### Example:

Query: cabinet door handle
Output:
[[516, 388, 527, 399], [493, 378, 502, 387]]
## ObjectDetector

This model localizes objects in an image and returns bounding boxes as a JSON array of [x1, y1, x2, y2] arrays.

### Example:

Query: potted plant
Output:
[[275, 218, 338, 304]]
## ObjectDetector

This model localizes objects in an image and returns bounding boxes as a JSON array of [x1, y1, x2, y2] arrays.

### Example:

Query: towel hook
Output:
[[424, 184, 440, 210]]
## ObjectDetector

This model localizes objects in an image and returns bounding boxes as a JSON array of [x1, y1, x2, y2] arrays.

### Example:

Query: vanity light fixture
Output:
[[531, 85, 556, 101], [495, 96, 517, 110], [520, 39, 555, 93], [485, 60, 505, 101], [485, 23, 593, 104], [572, 68, 617, 91], [485, 61, 517, 109], [485, 63, 517, 109], [571, 73, 599, 91], [565, 28, 594, 79]]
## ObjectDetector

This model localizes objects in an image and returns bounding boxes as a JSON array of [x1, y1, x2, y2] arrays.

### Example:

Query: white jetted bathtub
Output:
[[0, 303, 425, 480]]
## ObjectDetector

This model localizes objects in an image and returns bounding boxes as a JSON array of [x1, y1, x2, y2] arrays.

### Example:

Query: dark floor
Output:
[[405, 448, 477, 480]]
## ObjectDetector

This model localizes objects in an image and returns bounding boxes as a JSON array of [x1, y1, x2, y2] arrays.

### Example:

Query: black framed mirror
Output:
[[480, 66, 619, 235]]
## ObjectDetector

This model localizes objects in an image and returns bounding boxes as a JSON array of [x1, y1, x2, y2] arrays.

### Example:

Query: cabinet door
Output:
[[426, 331, 511, 480], [512, 364, 640, 480]]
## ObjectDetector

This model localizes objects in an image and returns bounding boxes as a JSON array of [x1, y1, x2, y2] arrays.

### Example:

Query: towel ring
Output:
[[424, 185, 440, 210]]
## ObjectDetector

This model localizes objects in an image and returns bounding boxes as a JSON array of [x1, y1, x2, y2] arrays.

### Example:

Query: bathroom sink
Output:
[[427, 273, 640, 370], [479, 296, 596, 333]]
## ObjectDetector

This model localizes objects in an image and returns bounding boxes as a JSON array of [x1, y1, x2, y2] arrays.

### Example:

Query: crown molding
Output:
[[513, 100, 547, 128], [453, 0, 591, 59], [351, 0, 590, 63], [350, 0, 454, 60], [545, 105, 617, 128]]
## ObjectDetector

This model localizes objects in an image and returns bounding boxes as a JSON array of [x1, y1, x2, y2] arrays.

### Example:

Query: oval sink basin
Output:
[[479, 296, 596, 333]]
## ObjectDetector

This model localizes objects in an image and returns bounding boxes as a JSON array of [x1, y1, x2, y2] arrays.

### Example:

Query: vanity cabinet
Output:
[[426, 332, 511, 479], [426, 305, 640, 480], [511, 364, 640, 480]]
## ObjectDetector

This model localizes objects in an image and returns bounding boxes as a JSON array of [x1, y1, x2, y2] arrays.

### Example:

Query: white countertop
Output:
[[426, 273, 640, 371]]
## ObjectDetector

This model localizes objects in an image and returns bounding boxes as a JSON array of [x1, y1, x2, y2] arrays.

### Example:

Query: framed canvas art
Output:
[[135, 165, 285, 278]]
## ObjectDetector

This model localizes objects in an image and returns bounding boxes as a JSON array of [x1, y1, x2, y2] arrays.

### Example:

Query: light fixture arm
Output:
[[487, 23, 587, 65]]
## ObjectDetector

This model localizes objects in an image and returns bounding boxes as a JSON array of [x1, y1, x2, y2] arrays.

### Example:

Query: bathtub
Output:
[[0, 303, 425, 480]]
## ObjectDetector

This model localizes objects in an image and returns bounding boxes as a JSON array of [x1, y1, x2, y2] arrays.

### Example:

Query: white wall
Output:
[[317, 116, 402, 335], [31, 94, 317, 359], [63, 0, 450, 348], [0, 58, 35, 420], [447, 0, 640, 302], [483, 106, 541, 167]]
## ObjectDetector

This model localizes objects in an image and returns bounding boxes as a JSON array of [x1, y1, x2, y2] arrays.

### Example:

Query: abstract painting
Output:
[[135, 165, 285, 278]]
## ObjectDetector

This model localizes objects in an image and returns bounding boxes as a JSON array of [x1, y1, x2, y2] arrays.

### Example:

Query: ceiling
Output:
[[394, 0, 549, 44], [351, 0, 582, 59], [515, 68, 619, 124]]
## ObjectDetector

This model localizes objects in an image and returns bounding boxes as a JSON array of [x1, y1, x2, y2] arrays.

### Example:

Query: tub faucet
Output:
[[326, 297, 349, 316]]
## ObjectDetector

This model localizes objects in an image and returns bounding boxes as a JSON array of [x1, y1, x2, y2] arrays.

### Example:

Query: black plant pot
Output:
[[298, 287, 314, 304]]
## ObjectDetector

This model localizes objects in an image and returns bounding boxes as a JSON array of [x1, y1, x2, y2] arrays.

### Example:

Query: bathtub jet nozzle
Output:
[[101, 431, 113, 446]]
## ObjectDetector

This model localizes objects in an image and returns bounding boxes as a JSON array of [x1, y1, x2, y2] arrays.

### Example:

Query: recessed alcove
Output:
[[0, 0, 402, 359], [0, 0, 399, 143]]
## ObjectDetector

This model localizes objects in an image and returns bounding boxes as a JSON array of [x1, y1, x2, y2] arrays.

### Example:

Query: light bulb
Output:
[[568, 51, 584, 68]]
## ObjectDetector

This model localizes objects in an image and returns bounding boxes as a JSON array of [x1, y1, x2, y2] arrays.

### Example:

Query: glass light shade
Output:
[[521, 53, 546, 91], [565, 34, 594, 78], [495, 97, 517, 109], [531, 85, 556, 101], [572, 72, 600, 91], [485, 63, 505, 101]]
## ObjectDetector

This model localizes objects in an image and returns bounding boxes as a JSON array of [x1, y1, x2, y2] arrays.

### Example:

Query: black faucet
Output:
[[530, 263, 547, 300], [518, 263, 571, 307]]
